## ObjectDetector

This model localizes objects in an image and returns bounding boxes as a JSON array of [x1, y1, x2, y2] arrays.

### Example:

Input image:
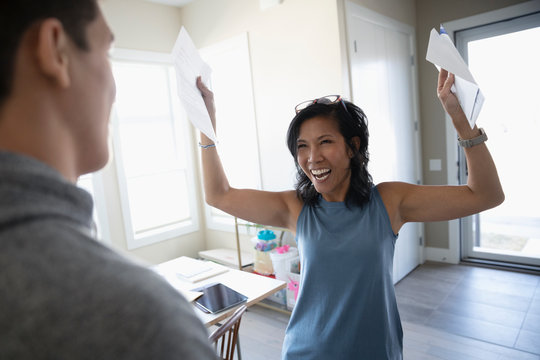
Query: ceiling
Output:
[[143, 0, 195, 7]]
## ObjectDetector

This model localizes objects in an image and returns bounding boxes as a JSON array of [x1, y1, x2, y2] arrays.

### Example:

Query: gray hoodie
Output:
[[0, 151, 216, 359]]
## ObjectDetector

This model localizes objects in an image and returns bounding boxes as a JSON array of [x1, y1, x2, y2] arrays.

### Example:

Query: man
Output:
[[0, 1, 217, 358]]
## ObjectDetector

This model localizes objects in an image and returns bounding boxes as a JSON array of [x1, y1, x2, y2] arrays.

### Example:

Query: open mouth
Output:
[[310, 168, 331, 181]]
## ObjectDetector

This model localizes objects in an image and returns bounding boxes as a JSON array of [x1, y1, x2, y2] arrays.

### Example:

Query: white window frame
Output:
[[77, 171, 112, 245], [111, 48, 199, 250]]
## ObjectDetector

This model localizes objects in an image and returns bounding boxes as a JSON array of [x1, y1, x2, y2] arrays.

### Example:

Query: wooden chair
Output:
[[209, 305, 247, 360]]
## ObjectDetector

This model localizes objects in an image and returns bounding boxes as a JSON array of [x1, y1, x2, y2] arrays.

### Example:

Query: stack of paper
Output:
[[426, 25, 485, 128], [171, 27, 217, 142], [199, 248, 254, 268], [173, 256, 228, 283]]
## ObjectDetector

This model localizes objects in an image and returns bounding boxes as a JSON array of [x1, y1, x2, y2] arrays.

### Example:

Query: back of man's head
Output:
[[0, 0, 98, 106]]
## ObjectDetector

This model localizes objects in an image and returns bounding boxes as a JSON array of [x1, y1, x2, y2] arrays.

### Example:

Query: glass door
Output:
[[456, 12, 540, 267]]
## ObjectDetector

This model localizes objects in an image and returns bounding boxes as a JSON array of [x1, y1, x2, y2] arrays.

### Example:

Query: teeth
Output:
[[310, 169, 331, 181], [311, 169, 330, 175], [315, 173, 330, 181]]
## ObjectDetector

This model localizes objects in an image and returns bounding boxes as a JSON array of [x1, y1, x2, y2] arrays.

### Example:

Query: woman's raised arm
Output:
[[196, 77, 302, 232], [378, 69, 504, 234]]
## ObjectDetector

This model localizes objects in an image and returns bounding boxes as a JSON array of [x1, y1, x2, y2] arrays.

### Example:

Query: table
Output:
[[154, 256, 286, 327]]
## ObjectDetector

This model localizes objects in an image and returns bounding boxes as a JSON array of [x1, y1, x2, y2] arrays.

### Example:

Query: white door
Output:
[[345, 2, 422, 283]]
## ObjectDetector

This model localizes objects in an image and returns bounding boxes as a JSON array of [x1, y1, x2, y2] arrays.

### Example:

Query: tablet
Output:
[[191, 282, 247, 314]]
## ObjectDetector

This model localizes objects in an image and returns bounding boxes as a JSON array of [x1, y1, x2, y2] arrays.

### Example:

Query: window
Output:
[[111, 49, 199, 249]]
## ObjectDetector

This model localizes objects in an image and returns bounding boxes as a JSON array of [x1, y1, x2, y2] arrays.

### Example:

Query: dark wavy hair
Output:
[[0, 0, 98, 105], [286, 99, 373, 208]]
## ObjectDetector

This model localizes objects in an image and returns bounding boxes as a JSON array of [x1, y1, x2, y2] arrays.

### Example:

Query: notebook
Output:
[[173, 256, 228, 283], [191, 282, 247, 314]]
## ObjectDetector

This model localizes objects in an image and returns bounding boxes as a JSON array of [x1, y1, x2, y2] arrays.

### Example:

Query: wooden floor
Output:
[[236, 262, 540, 359]]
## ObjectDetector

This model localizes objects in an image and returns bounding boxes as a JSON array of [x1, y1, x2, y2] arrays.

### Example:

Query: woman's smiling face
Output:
[[296, 116, 354, 202]]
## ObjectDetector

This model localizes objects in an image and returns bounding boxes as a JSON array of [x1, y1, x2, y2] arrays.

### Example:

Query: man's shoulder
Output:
[[0, 226, 217, 359]]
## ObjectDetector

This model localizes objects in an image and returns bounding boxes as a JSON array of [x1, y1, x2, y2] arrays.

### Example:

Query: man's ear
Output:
[[348, 136, 361, 158], [35, 18, 71, 88]]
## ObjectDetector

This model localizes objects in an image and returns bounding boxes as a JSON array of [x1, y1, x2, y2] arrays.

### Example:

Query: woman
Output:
[[196, 69, 504, 359]]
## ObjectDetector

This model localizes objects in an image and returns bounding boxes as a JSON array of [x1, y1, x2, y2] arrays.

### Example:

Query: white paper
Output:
[[171, 27, 217, 142], [426, 26, 485, 128]]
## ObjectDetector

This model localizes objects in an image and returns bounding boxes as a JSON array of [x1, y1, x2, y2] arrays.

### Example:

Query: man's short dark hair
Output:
[[0, 0, 99, 105]]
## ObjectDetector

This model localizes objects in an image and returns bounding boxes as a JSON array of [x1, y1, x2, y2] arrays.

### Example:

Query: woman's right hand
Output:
[[194, 75, 302, 233], [196, 76, 216, 130]]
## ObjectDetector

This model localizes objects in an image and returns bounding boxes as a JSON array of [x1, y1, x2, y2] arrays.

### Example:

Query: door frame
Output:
[[442, 0, 540, 266], [455, 12, 540, 267]]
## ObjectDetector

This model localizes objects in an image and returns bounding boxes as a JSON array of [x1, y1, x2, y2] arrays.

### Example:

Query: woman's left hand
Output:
[[437, 68, 478, 138], [377, 67, 504, 234], [437, 69, 463, 119]]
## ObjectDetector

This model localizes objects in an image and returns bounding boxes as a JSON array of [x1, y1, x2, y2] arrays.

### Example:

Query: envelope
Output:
[[426, 25, 484, 128]]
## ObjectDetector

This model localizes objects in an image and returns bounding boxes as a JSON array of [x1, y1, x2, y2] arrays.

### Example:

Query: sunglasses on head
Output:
[[295, 95, 349, 114]]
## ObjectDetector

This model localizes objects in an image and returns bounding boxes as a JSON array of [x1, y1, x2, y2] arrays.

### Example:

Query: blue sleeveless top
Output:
[[282, 186, 402, 360]]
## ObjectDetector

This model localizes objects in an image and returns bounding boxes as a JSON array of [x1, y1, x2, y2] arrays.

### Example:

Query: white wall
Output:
[[179, 0, 343, 191], [178, 0, 344, 250], [99, 0, 419, 259], [348, 0, 415, 26], [102, 0, 183, 52], [100, 0, 532, 264]]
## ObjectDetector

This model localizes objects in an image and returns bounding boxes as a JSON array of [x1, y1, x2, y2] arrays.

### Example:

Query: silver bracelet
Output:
[[198, 142, 216, 149], [458, 128, 487, 148]]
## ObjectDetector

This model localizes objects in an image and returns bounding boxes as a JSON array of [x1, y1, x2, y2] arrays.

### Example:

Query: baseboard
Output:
[[425, 246, 460, 264], [461, 257, 540, 275]]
